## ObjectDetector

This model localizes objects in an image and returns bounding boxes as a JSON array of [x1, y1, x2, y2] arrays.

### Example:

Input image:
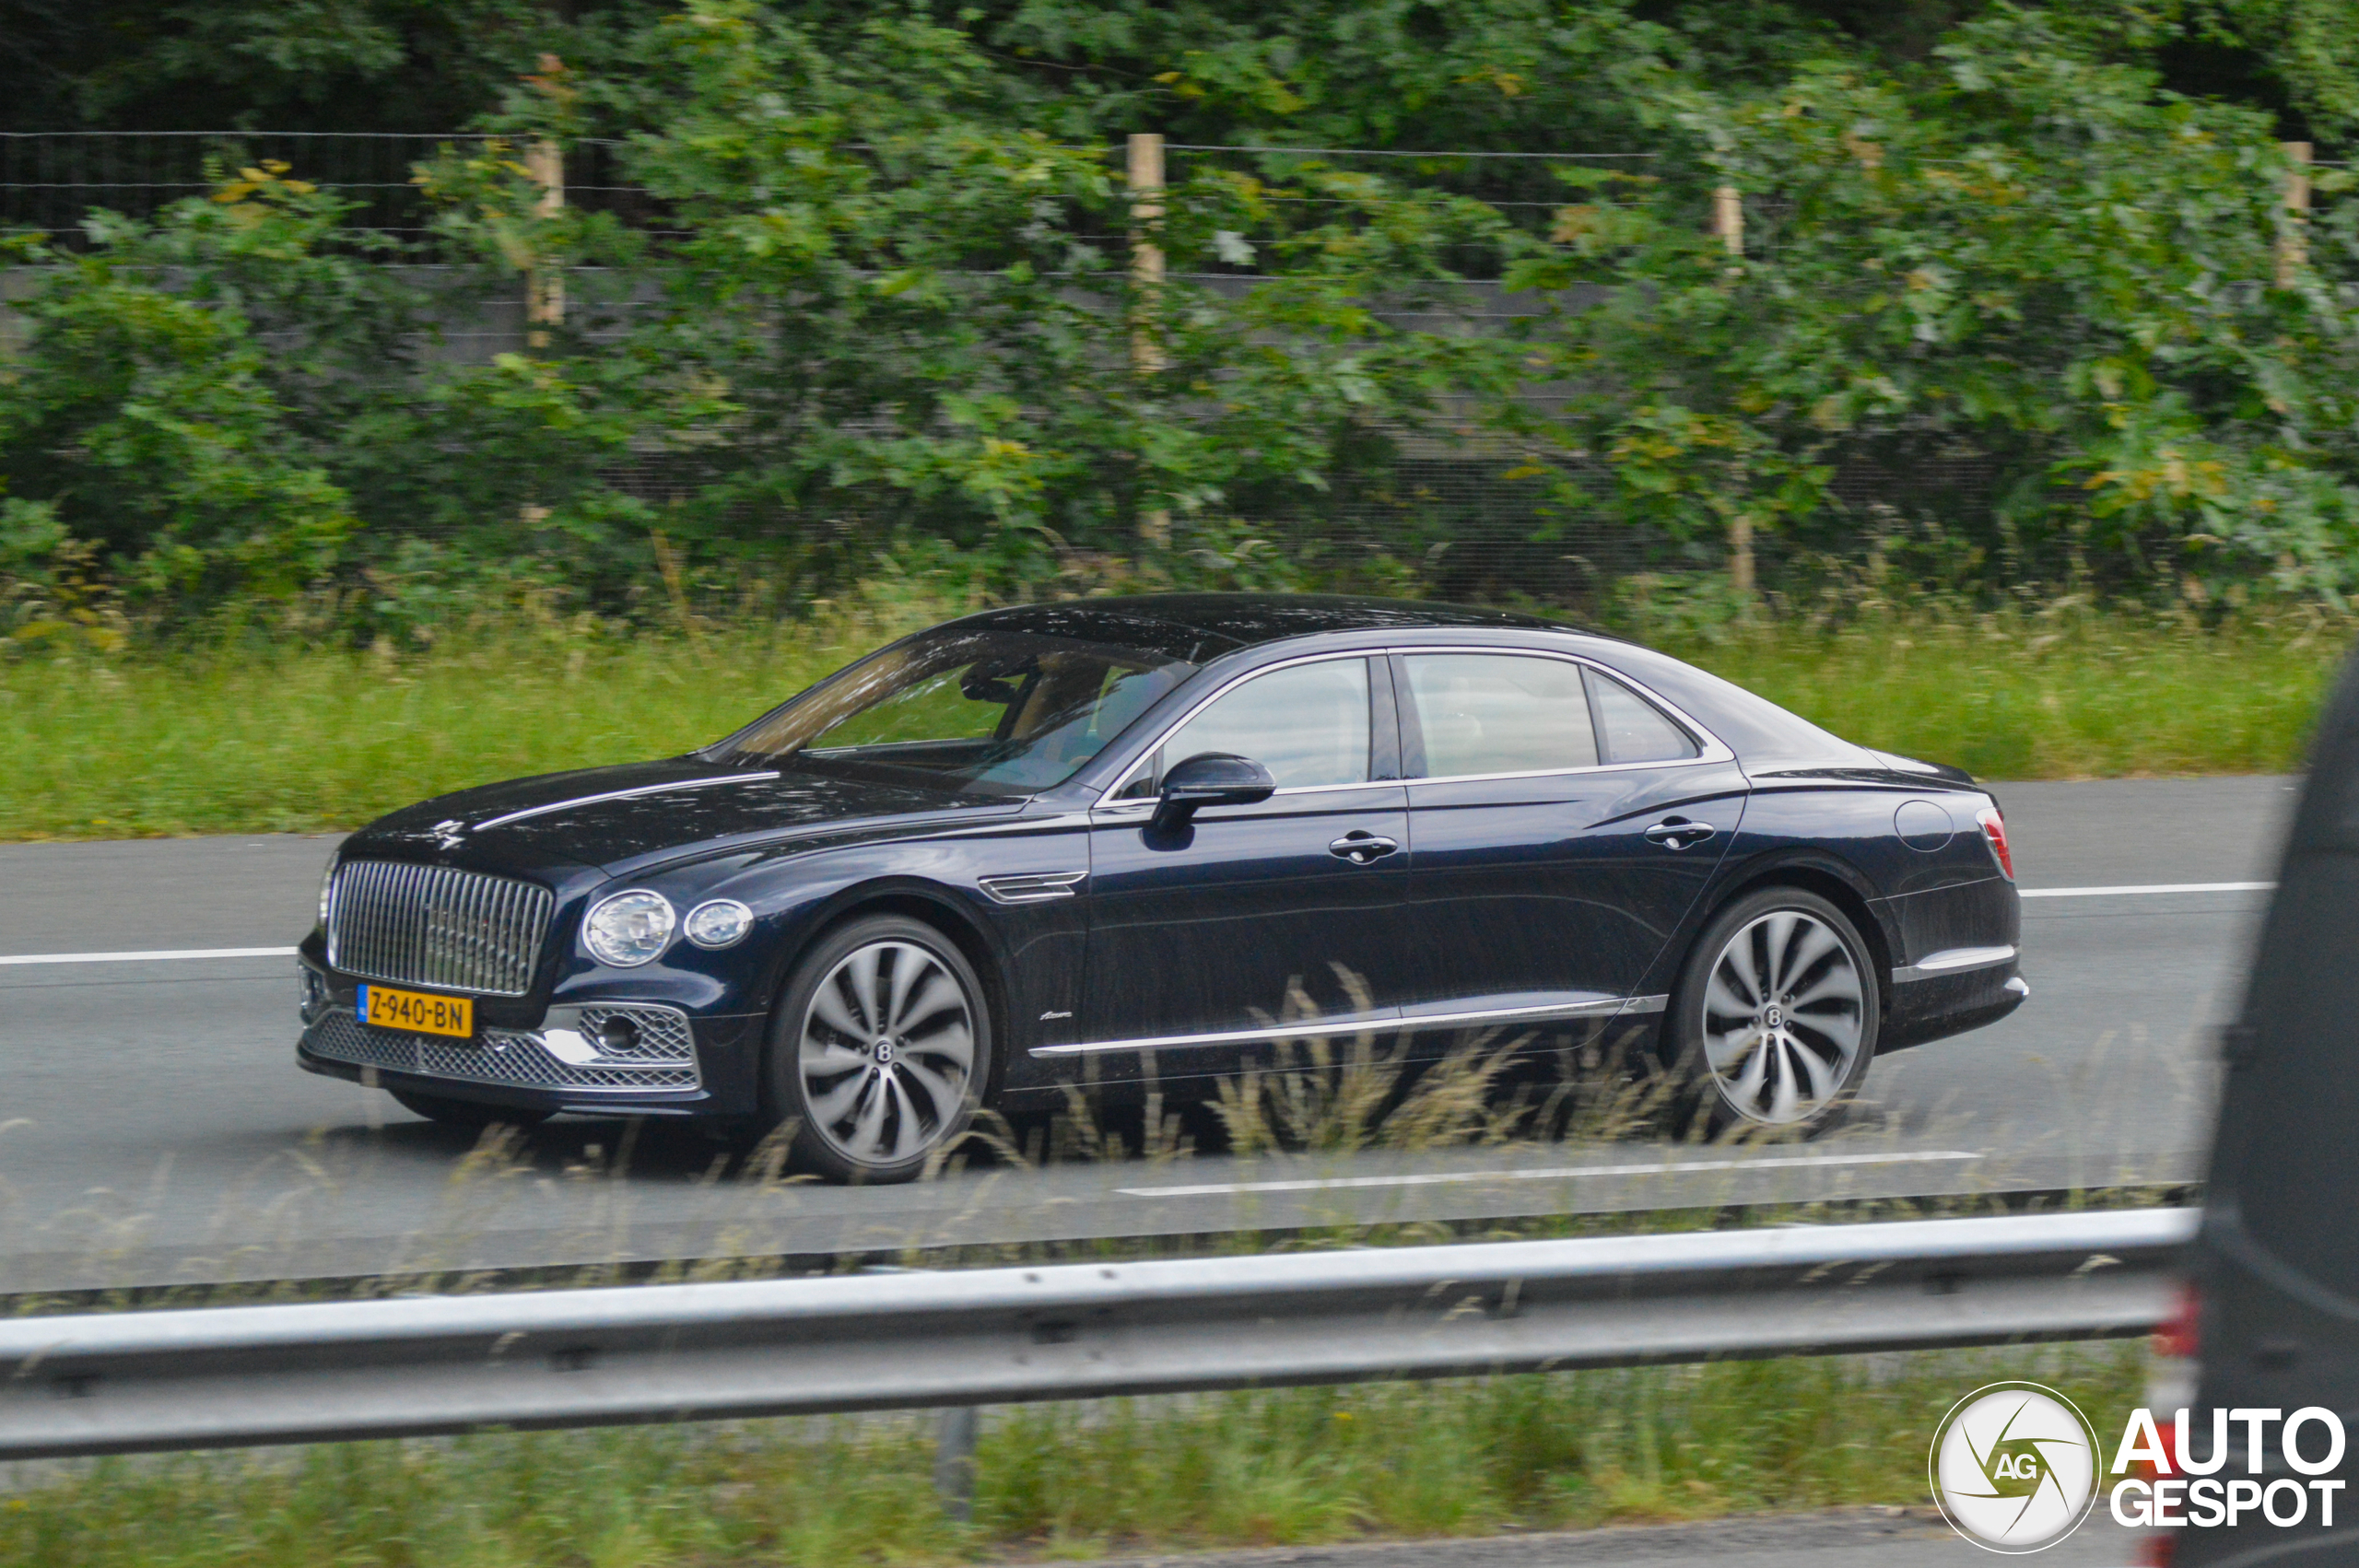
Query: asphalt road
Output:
[[0, 776, 2296, 1292]]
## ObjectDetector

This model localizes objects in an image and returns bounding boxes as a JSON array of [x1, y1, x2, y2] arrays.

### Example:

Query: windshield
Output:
[[710, 627, 1197, 795]]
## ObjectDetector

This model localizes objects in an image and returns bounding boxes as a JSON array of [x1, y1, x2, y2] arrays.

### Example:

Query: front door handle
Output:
[[1644, 817, 1718, 851], [1329, 830, 1401, 865]]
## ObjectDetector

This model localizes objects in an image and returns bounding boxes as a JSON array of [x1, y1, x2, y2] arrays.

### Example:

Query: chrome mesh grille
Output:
[[326, 861, 554, 996], [306, 1006, 699, 1094]]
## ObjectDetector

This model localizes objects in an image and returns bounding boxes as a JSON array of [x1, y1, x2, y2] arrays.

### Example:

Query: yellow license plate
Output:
[[357, 983, 474, 1038]]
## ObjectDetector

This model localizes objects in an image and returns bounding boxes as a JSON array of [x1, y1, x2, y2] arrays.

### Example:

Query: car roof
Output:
[[964, 592, 1597, 659]]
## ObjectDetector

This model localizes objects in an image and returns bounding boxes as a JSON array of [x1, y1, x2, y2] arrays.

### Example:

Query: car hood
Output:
[[346, 757, 1020, 876]]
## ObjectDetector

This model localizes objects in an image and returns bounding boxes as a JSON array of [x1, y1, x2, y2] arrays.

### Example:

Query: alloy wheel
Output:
[[798, 939, 978, 1165], [1700, 909, 1866, 1126]]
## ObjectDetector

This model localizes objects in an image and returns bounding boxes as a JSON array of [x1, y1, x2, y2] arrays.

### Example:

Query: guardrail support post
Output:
[[933, 1405, 979, 1521]]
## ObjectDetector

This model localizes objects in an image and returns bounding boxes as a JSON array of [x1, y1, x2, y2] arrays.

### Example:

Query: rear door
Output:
[[1395, 650, 1747, 1030]]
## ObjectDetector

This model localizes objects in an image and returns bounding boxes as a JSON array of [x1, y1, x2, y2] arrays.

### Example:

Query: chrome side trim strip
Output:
[[472, 773, 781, 834], [1029, 996, 1661, 1059], [1400, 997, 1626, 1028], [978, 871, 1087, 905], [1032, 1013, 1402, 1058], [1893, 945, 2018, 983]]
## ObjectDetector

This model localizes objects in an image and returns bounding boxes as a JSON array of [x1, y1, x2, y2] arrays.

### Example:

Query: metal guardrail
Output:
[[0, 1208, 2195, 1462]]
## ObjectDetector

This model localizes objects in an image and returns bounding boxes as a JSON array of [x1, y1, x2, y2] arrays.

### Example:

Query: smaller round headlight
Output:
[[684, 899, 753, 950], [584, 890, 675, 967]]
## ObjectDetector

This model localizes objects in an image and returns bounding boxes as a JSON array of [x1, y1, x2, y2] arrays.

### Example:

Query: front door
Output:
[[1394, 651, 1746, 1029], [1079, 655, 1412, 1079]]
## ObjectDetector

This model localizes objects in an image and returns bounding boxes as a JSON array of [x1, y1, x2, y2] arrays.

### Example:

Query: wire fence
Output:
[[0, 132, 663, 240], [0, 130, 2264, 602]]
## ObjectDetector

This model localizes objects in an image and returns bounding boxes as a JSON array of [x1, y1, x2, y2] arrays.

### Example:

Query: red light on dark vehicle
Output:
[[1978, 806, 2015, 880], [2155, 1281, 2201, 1360]]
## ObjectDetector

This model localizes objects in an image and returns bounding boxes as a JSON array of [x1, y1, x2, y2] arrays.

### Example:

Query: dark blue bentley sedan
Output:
[[297, 593, 2025, 1181]]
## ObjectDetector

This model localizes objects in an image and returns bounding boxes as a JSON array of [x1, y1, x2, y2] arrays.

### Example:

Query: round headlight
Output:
[[684, 899, 753, 950], [584, 890, 675, 967]]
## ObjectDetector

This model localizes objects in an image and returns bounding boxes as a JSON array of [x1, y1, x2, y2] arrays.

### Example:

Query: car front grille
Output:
[[305, 1005, 700, 1094], [326, 860, 554, 996]]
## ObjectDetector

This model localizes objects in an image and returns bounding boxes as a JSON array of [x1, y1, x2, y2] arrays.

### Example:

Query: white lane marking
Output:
[[1118, 1149, 1983, 1199], [2020, 882, 2274, 898], [0, 946, 299, 966]]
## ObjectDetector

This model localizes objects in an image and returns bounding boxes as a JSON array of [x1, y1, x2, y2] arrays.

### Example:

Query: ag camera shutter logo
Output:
[[1930, 1382, 2102, 1552]]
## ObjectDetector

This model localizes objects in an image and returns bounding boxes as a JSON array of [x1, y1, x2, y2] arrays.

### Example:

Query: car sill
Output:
[[1030, 994, 1670, 1058]]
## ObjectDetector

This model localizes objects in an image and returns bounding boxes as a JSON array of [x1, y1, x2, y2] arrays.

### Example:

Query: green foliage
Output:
[[0, 169, 374, 608], [1507, 5, 2359, 592], [0, 0, 649, 134], [4, 2, 2358, 626]]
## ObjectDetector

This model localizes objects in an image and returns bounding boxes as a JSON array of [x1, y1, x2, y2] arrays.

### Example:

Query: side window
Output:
[[1154, 658, 1372, 790], [1401, 654, 1596, 777], [1587, 670, 1700, 765]]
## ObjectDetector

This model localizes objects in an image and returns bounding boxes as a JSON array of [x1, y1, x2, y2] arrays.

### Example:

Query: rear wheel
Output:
[[389, 1087, 553, 1131], [766, 915, 992, 1184], [1663, 887, 1879, 1135]]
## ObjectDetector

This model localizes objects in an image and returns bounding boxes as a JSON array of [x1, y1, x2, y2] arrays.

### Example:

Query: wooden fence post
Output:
[[1709, 185, 1752, 594], [1711, 185, 1743, 257], [2277, 141, 2312, 288], [1129, 133, 1170, 547], [525, 138, 565, 349]]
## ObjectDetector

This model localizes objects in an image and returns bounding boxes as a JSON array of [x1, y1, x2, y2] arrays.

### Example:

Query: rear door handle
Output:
[[1644, 817, 1717, 851], [1330, 830, 1401, 865]]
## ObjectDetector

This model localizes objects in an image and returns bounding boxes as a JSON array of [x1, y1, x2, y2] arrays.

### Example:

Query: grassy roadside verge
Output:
[[2, 1344, 2145, 1567], [0, 597, 2344, 841]]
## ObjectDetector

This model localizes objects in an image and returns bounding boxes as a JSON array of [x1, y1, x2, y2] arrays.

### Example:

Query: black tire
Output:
[[1661, 885, 1880, 1136], [764, 914, 992, 1184], [389, 1086, 553, 1130]]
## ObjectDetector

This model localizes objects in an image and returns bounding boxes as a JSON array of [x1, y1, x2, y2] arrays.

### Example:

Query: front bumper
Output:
[[299, 999, 757, 1117]]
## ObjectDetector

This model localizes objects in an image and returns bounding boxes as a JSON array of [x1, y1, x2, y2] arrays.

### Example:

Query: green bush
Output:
[[3, 3, 2358, 632]]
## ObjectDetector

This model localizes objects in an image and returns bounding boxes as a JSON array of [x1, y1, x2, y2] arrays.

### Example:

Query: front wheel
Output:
[[765, 915, 992, 1184], [1663, 887, 1879, 1135]]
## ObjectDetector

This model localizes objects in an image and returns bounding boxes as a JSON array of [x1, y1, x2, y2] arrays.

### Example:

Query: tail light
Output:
[[1977, 805, 2015, 880], [2154, 1281, 2201, 1361]]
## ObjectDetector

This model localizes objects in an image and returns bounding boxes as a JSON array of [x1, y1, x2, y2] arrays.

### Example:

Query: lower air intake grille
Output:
[[306, 1006, 700, 1094]]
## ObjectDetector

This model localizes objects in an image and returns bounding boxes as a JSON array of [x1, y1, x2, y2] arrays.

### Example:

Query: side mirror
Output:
[[1150, 752, 1276, 833]]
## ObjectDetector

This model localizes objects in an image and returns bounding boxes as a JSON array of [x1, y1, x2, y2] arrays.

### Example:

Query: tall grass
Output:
[[0, 591, 2343, 841], [0, 597, 946, 841], [1, 1343, 2145, 1566], [1657, 599, 2347, 780]]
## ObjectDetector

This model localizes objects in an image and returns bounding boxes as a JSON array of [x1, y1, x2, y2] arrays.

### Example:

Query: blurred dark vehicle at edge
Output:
[[2178, 650, 2359, 1563]]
